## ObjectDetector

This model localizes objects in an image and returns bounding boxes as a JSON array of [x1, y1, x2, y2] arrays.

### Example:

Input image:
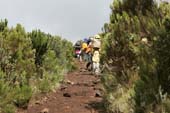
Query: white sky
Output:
[[0, 0, 113, 43], [1, 0, 168, 43]]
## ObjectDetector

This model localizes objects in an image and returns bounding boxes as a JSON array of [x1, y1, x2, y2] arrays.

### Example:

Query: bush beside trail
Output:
[[0, 19, 74, 113], [100, 0, 170, 112]]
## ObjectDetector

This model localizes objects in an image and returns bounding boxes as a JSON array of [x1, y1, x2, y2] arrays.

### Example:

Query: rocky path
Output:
[[22, 62, 104, 113]]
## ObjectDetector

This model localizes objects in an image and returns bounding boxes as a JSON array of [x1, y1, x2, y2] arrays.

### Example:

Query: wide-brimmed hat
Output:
[[94, 35, 100, 39]]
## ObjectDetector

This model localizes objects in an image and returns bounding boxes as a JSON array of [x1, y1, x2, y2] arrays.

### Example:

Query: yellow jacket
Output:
[[82, 43, 87, 50]]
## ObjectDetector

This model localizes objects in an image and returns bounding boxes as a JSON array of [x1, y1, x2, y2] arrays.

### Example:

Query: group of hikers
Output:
[[74, 34, 101, 75]]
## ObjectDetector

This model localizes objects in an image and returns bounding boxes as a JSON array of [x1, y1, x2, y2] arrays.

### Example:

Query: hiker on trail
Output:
[[74, 40, 82, 61], [81, 38, 88, 61], [85, 39, 93, 71], [90, 34, 101, 75]]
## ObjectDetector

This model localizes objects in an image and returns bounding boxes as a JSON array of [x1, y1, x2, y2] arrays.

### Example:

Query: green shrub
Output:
[[0, 18, 74, 111], [101, 0, 170, 112], [37, 76, 52, 93], [162, 99, 170, 113], [0, 77, 15, 111], [1, 104, 16, 113], [13, 85, 32, 109]]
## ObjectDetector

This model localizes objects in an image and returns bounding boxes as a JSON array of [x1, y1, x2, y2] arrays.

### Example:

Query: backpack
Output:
[[74, 41, 81, 49], [75, 41, 81, 46], [92, 38, 101, 49]]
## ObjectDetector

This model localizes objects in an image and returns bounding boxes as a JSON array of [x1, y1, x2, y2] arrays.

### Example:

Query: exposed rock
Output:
[[35, 100, 41, 105], [90, 84, 95, 87], [71, 82, 74, 85], [52, 89, 56, 93], [45, 96, 48, 100], [83, 82, 90, 86], [40, 108, 49, 113], [53, 96, 57, 99], [63, 93, 71, 97], [92, 79, 100, 85], [76, 82, 81, 86], [60, 85, 67, 91], [66, 80, 74, 85], [93, 87, 103, 91], [43, 97, 48, 102], [66, 106, 70, 109], [95, 90, 102, 97]]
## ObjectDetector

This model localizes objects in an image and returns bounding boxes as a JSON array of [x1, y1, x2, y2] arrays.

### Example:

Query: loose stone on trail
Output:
[[40, 108, 49, 113], [63, 93, 71, 97], [95, 90, 102, 97], [35, 100, 41, 105], [60, 85, 67, 91]]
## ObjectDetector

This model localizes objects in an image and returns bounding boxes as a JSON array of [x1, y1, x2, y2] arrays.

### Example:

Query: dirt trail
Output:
[[23, 62, 104, 113]]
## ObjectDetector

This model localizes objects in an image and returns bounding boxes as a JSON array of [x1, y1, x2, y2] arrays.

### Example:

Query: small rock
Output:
[[93, 87, 103, 91], [63, 93, 71, 97], [66, 80, 74, 85], [92, 81, 98, 85], [40, 108, 49, 113], [43, 97, 48, 102], [35, 100, 41, 105], [95, 91, 102, 97], [60, 85, 67, 91], [83, 83, 89, 86], [71, 82, 74, 85], [76, 82, 81, 86], [91, 109, 95, 113], [52, 89, 56, 93], [93, 87, 97, 90], [66, 80, 71, 84], [66, 106, 70, 109], [44, 97, 48, 100], [53, 97, 57, 99], [90, 84, 95, 87], [92, 79, 100, 85]]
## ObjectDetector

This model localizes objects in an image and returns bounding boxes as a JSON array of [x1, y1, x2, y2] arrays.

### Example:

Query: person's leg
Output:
[[83, 52, 86, 61], [86, 62, 90, 69], [86, 53, 92, 70], [85, 53, 89, 62], [79, 55, 82, 62], [82, 51, 85, 61], [95, 62, 100, 75], [88, 55, 92, 71], [89, 54, 93, 71], [93, 62, 96, 74]]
